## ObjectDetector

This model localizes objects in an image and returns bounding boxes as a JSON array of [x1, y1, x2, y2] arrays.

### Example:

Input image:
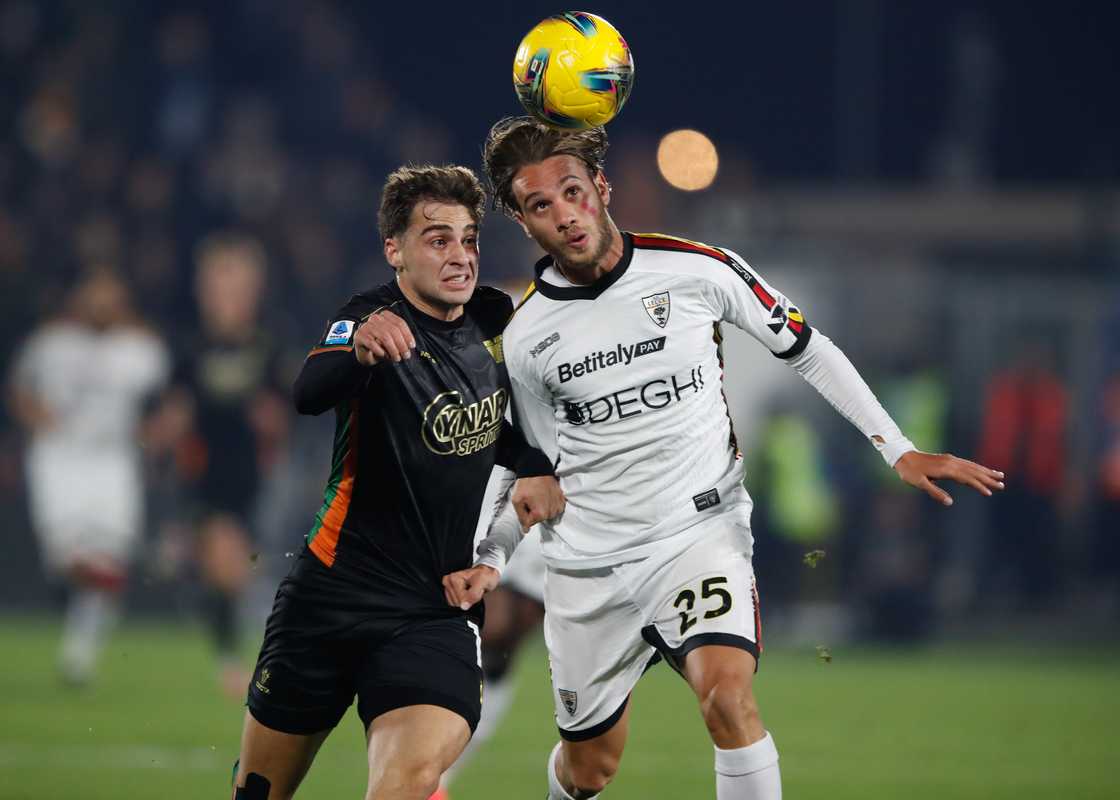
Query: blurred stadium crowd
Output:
[[0, 0, 1117, 682]]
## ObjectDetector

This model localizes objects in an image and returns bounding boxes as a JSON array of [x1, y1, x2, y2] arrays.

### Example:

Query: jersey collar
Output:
[[531, 232, 634, 302]]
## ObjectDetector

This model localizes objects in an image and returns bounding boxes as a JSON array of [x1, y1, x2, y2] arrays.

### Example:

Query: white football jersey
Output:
[[12, 321, 170, 453], [503, 233, 814, 569]]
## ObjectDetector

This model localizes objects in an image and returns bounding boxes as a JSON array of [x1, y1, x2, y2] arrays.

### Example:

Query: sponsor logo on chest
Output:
[[557, 336, 666, 384], [421, 388, 508, 456], [563, 363, 705, 425]]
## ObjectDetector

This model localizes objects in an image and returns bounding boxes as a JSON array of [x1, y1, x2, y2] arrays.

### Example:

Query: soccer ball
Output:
[[513, 12, 635, 129]]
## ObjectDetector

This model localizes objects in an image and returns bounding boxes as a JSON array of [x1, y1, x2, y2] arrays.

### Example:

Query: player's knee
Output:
[[566, 746, 620, 794], [367, 760, 442, 800]]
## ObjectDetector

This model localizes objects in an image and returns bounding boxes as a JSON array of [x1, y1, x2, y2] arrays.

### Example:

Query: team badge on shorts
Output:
[[642, 292, 671, 328], [558, 688, 579, 715]]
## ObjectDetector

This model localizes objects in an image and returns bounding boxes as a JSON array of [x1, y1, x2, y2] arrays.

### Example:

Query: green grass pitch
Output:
[[1, 618, 1115, 799]]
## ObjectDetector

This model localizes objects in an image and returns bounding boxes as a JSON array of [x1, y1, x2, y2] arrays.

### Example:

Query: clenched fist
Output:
[[354, 307, 416, 365]]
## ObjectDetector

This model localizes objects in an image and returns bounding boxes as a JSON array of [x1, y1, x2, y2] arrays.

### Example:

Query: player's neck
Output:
[[555, 225, 624, 285]]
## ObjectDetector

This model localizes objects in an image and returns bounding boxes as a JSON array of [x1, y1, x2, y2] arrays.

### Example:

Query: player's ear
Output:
[[514, 212, 532, 239], [384, 237, 404, 272], [594, 170, 611, 206]]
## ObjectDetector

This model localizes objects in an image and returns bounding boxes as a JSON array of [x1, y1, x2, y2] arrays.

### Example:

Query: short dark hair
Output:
[[482, 117, 609, 217], [377, 165, 485, 241]]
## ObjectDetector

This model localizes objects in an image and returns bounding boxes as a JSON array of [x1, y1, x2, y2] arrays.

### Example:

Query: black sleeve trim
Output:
[[773, 325, 813, 360]]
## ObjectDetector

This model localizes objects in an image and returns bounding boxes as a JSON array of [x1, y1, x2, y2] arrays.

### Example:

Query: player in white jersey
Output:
[[441, 118, 1007, 800], [8, 269, 170, 684]]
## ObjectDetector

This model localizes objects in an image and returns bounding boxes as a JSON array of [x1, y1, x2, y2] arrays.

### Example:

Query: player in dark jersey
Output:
[[172, 233, 289, 699], [232, 165, 564, 800]]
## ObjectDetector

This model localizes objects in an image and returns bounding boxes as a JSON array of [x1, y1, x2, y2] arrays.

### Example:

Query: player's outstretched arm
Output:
[[893, 450, 1005, 506], [784, 332, 1006, 505], [293, 308, 416, 415], [472, 471, 565, 572]]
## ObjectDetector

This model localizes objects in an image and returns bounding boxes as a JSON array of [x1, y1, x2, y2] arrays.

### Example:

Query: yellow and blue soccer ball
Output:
[[513, 12, 635, 129]]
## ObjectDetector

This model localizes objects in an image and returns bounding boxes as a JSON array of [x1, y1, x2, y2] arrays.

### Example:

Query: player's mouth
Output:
[[442, 273, 472, 288], [566, 232, 588, 249]]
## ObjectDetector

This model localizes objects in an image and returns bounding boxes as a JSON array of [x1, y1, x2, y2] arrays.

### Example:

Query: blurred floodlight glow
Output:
[[657, 129, 719, 191]]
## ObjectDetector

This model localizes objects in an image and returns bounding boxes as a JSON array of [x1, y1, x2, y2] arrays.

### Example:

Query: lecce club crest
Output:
[[558, 688, 578, 715], [642, 292, 670, 328]]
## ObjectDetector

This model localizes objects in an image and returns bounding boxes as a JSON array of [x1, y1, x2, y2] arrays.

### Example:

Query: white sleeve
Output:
[[787, 331, 916, 467], [474, 469, 521, 573], [506, 367, 560, 463], [130, 333, 172, 395], [700, 247, 813, 360]]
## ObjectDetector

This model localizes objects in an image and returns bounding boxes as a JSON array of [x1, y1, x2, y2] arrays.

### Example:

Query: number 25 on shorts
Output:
[[673, 576, 732, 636]]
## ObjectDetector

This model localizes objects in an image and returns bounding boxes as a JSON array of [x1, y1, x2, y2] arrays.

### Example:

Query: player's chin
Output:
[[567, 233, 605, 260]]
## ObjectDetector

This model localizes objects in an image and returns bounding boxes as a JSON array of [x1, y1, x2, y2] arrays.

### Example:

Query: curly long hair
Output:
[[482, 117, 608, 217]]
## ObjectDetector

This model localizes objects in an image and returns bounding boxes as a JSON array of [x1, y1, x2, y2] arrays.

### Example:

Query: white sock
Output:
[[441, 676, 517, 787], [60, 589, 119, 682], [547, 741, 598, 800], [715, 731, 781, 799]]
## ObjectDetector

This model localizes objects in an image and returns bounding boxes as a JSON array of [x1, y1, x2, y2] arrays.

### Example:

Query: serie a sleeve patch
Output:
[[323, 319, 356, 346]]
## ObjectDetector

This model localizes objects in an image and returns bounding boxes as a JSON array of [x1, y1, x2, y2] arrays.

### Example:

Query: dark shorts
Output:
[[246, 551, 483, 736]]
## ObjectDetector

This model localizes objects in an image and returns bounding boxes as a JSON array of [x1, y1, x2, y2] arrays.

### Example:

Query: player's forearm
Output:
[[787, 332, 915, 466], [474, 471, 522, 573], [292, 350, 368, 415]]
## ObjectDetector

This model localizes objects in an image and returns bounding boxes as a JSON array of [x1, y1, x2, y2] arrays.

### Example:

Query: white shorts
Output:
[[543, 514, 761, 739], [26, 445, 142, 572]]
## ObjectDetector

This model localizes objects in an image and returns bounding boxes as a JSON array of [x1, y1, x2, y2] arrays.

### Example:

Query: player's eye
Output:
[[534, 200, 549, 212], [431, 238, 446, 247], [464, 237, 478, 247], [565, 185, 580, 199]]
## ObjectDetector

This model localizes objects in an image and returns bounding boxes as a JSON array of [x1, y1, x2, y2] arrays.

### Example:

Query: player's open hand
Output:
[[894, 450, 1005, 507], [353, 308, 416, 365], [442, 564, 501, 611], [512, 476, 565, 533]]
